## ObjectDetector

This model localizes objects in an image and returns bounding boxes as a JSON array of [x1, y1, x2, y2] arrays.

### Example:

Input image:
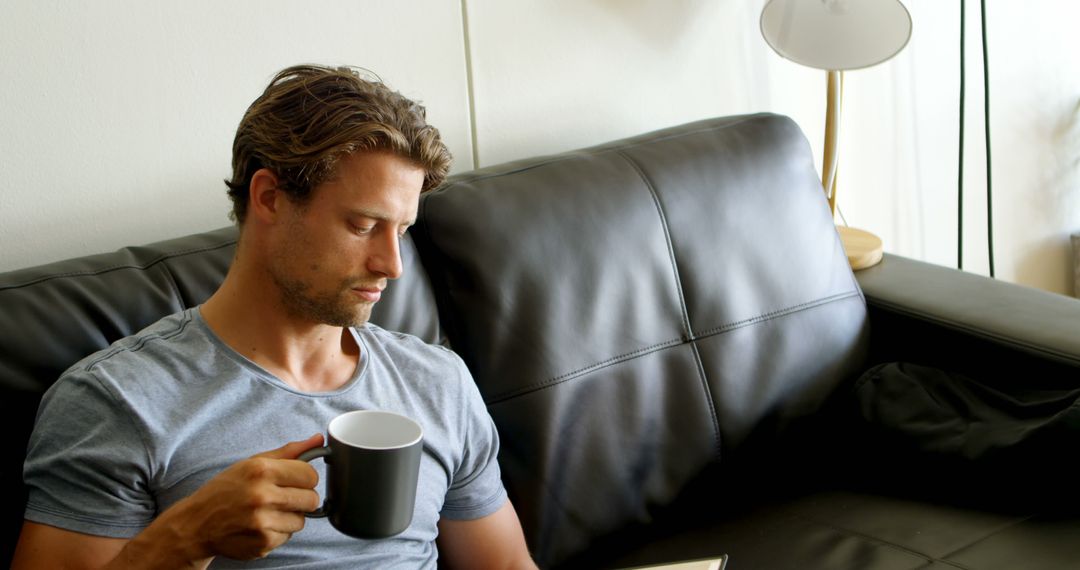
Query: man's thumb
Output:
[[257, 433, 324, 460]]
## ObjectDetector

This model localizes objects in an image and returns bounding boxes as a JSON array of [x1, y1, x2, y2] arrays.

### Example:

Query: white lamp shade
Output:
[[761, 0, 912, 71]]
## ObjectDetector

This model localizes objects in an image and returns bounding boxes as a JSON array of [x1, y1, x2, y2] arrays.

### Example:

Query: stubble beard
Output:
[[272, 272, 373, 329]]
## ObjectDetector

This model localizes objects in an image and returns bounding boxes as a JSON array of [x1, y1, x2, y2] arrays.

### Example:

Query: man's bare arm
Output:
[[11, 523, 130, 570], [11, 435, 324, 570], [436, 500, 538, 570]]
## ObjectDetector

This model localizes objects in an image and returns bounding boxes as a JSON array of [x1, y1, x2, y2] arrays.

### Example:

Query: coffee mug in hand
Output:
[[298, 410, 424, 539]]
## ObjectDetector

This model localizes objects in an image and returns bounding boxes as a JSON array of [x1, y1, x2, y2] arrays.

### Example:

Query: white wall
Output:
[[0, 0, 472, 270], [3, 1, 1079, 296]]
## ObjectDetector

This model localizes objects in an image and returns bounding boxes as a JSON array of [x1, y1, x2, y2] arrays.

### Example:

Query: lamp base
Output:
[[837, 225, 883, 270]]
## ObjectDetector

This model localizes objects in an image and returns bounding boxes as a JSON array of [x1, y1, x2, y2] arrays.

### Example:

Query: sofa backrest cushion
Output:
[[412, 113, 871, 566]]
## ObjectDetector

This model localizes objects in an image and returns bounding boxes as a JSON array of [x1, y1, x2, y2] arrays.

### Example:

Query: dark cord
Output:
[[958, 0, 965, 270], [981, 0, 995, 278]]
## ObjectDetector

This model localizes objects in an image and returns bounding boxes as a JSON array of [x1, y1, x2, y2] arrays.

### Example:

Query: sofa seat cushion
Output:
[[558, 490, 1080, 570]]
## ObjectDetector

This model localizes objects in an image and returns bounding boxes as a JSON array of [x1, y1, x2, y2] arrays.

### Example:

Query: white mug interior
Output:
[[328, 410, 423, 450]]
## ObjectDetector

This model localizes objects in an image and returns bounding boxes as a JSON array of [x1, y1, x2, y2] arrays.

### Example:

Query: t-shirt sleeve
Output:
[[439, 355, 508, 521], [23, 368, 156, 538]]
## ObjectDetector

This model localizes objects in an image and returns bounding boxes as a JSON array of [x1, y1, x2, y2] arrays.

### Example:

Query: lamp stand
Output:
[[822, 70, 884, 270]]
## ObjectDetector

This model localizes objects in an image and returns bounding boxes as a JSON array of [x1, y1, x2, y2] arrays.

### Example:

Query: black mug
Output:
[[298, 410, 424, 539]]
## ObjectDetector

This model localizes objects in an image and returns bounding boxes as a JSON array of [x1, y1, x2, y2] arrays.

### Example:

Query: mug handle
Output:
[[297, 446, 331, 518]]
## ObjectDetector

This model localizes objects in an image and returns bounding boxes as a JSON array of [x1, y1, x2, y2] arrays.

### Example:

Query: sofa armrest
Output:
[[855, 253, 1080, 376], [841, 253, 1080, 505]]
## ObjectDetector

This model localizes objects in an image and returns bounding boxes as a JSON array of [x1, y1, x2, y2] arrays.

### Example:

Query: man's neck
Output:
[[200, 267, 361, 393]]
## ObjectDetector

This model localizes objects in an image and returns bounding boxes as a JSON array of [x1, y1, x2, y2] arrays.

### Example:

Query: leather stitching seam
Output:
[[693, 291, 861, 339], [793, 514, 975, 569], [485, 291, 864, 405], [0, 239, 237, 291], [485, 337, 685, 404], [614, 149, 721, 460]]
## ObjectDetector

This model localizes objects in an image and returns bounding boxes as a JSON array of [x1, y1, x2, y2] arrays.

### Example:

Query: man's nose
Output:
[[368, 229, 404, 279]]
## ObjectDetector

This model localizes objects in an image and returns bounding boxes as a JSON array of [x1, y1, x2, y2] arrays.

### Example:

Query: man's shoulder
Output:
[[32, 309, 207, 430], [356, 323, 472, 394], [48, 309, 215, 410], [356, 322, 460, 363]]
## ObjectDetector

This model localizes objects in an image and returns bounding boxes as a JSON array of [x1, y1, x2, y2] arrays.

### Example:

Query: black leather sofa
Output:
[[2, 113, 1078, 569]]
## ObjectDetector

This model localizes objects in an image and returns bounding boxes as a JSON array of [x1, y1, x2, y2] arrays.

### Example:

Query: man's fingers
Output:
[[256, 434, 324, 461], [266, 486, 322, 513], [257, 510, 308, 535], [230, 528, 296, 560], [239, 458, 320, 490]]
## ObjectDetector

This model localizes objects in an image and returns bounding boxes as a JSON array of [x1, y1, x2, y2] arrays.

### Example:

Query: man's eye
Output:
[[351, 224, 374, 235]]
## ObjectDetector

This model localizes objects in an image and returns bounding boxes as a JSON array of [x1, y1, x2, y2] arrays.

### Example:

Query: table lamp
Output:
[[760, 0, 912, 269]]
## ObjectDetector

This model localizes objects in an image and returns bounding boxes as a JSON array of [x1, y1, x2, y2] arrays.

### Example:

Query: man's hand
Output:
[[12, 434, 326, 570], [157, 433, 325, 561]]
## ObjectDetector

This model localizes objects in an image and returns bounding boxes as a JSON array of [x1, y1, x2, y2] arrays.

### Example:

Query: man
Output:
[[13, 65, 537, 569]]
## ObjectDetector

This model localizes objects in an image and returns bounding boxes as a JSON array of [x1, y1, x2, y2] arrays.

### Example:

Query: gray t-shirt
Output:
[[23, 307, 507, 568]]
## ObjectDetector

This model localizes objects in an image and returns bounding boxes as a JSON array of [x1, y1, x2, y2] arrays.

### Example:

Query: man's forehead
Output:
[[316, 152, 424, 216]]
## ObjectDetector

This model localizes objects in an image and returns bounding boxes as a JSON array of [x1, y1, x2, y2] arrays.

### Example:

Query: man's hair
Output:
[[225, 64, 452, 223]]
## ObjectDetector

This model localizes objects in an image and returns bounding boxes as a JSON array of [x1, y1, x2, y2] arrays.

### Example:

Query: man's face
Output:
[[267, 151, 424, 328]]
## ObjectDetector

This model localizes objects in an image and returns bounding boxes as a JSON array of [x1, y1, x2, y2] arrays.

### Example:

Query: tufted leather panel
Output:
[[412, 113, 871, 566], [0, 227, 239, 394]]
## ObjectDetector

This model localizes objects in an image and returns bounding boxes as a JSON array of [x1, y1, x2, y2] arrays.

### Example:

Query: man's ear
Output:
[[248, 168, 283, 224]]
